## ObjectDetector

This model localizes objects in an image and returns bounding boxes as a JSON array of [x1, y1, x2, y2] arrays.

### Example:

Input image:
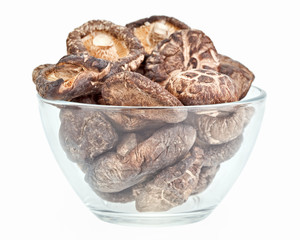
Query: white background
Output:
[[1, 0, 299, 239]]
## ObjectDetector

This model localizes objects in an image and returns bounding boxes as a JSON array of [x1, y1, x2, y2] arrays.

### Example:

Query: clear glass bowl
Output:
[[37, 86, 266, 226]]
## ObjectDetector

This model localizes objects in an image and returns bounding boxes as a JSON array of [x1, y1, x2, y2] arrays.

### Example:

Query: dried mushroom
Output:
[[116, 133, 141, 157], [102, 71, 183, 106], [166, 69, 238, 105], [201, 135, 243, 167], [126, 15, 190, 54], [34, 54, 111, 100], [32, 64, 53, 84], [145, 29, 220, 82], [59, 108, 118, 164], [103, 111, 165, 132], [104, 107, 187, 132], [85, 124, 196, 193], [193, 165, 220, 194], [219, 54, 255, 100], [135, 147, 204, 212], [194, 106, 253, 145], [93, 187, 135, 203], [67, 20, 145, 71]]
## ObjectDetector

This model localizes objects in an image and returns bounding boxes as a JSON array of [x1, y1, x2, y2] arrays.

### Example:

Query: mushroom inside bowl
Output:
[[37, 86, 266, 226]]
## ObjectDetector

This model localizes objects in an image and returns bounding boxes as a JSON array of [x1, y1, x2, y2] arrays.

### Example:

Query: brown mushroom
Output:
[[192, 165, 220, 194], [59, 108, 118, 164], [32, 63, 53, 84], [85, 124, 196, 193], [103, 111, 166, 132], [135, 147, 204, 212], [34, 54, 111, 100], [200, 135, 243, 167], [93, 187, 136, 203], [67, 20, 145, 71], [218, 54, 255, 99], [166, 69, 238, 105], [145, 29, 220, 82], [192, 106, 254, 145], [126, 15, 190, 54], [101, 71, 183, 106]]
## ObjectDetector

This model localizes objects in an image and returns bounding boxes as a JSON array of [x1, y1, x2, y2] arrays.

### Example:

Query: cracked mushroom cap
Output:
[[67, 20, 145, 71], [126, 15, 190, 54], [166, 69, 239, 105], [218, 54, 255, 100], [194, 106, 254, 145], [59, 108, 118, 164], [145, 29, 220, 82], [135, 148, 204, 212], [85, 124, 196, 193], [34, 54, 111, 100]]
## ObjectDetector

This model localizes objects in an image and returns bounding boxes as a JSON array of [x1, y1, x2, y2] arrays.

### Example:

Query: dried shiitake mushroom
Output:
[[145, 29, 220, 82], [103, 111, 166, 132], [193, 164, 220, 194], [126, 15, 190, 54], [200, 135, 243, 167], [59, 108, 118, 164], [192, 106, 254, 145], [34, 54, 111, 100], [67, 20, 145, 71], [218, 54, 255, 100], [32, 64, 53, 84], [102, 71, 183, 106], [135, 147, 204, 212], [166, 69, 238, 105], [85, 124, 196, 193], [93, 187, 136, 203]]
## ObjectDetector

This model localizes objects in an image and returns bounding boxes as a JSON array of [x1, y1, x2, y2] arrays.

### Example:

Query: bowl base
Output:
[[91, 208, 214, 227]]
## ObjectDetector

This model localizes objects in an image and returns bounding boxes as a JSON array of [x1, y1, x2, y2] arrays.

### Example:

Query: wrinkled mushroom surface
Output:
[[135, 148, 204, 212], [102, 71, 183, 106], [67, 20, 145, 71], [126, 15, 190, 54], [193, 165, 220, 194], [166, 69, 238, 105], [34, 54, 111, 100], [145, 29, 220, 82], [200, 135, 243, 167], [85, 124, 196, 193], [59, 108, 118, 164], [193, 106, 254, 145], [103, 111, 166, 132], [32, 63, 53, 84], [219, 54, 255, 100]]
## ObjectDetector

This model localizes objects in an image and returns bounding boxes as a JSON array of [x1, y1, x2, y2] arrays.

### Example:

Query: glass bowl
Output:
[[37, 86, 266, 226]]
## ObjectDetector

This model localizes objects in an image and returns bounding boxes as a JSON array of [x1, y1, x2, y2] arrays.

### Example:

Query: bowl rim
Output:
[[37, 85, 266, 110]]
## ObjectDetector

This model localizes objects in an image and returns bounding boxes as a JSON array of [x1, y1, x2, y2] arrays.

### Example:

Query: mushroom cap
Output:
[[85, 124, 196, 193], [218, 54, 255, 100], [126, 15, 190, 54], [166, 68, 239, 105], [67, 20, 145, 71], [201, 135, 243, 167], [32, 63, 53, 84], [135, 149, 203, 212], [101, 71, 183, 106], [194, 106, 254, 145], [59, 108, 118, 163], [192, 164, 220, 195], [145, 29, 220, 82], [34, 54, 111, 100]]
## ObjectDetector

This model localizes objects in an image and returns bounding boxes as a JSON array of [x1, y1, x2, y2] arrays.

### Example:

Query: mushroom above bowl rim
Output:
[[37, 85, 266, 109]]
